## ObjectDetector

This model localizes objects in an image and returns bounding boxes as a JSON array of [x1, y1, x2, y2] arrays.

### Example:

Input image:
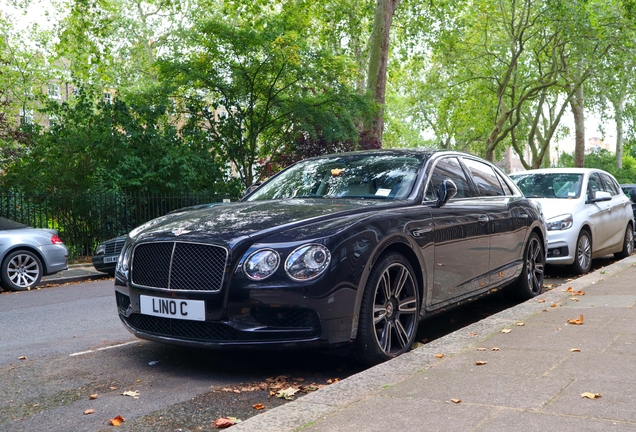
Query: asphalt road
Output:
[[0, 257, 617, 431]]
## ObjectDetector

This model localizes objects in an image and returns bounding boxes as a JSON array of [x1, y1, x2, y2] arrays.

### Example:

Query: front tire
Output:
[[1, 250, 43, 291], [572, 230, 592, 274], [355, 252, 420, 366], [512, 232, 545, 300], [614, 224, 634, 259]]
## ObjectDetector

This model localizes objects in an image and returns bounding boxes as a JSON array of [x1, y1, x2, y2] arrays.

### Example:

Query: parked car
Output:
[[114, 150, 546, 365], [510, 168, 633, 274], [621, 184, 636, 220], [92, 236, 127, 275], [0, 217, 68, 291]]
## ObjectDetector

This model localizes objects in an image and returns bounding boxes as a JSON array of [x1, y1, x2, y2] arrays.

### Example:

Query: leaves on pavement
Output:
[[567, 315, 584, 325], [475, 360, 487, 365], [501, 328, 512, 333], [121, 390, 140, 399], [109, 415, 125, 426], [581, 392, 601, 399], [276, 387, 299, 400], [435, 353, 444, 358], [491, 347, 500, 351], [570, 348, 581, 352], [213, 417, 237, 428], [537, 299, 546, 303], [89, 394, 98, 400], [563, 287, 585, 296], [516, 322, 525, 326], [18, 356, 27, 360], [83, 408, 94, 415], [450, 399, 462, 404], [252, 403, 264, 410]]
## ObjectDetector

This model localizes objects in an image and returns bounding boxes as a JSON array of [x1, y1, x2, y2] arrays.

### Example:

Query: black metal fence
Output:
[[0, 190, 231, 261]]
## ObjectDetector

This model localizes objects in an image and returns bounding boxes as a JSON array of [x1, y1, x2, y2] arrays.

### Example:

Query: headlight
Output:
[[95, 244, 106, 255], [546, 214, 573, 231], [116, 242, 133, 276], [244, 249, 280, 280], [285, 244, 331, 281]]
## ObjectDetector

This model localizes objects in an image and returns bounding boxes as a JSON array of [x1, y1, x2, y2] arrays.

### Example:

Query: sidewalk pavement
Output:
[[234, 254, 636, 432], [40, 264, 111, 286]]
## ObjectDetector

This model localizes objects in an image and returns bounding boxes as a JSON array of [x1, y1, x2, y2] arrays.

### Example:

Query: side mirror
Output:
[[244, 183, 262, 197], [436, 179, 457, 208], [588, 190, 611, 203]]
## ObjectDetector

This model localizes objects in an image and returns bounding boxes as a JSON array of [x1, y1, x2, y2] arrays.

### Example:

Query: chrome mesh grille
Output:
[[131, 242, 228, 291]]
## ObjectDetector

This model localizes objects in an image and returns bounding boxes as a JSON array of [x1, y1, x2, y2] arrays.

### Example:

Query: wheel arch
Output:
[[2, 246, 48, 274]]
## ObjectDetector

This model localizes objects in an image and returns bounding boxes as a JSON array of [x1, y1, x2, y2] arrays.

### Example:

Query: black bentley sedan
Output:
[[114, 150, 546, 365]]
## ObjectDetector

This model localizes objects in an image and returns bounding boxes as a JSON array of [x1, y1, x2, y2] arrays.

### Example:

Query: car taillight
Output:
[[51, 234, 63, 244]]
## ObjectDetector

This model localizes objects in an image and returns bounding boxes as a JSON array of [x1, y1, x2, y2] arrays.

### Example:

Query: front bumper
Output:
[[545, 230, 576, 265], [114, 285, 355, 350]]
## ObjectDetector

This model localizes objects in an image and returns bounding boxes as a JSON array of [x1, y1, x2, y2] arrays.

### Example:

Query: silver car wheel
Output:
[[525, 236, 545, 295], [372, 262, 418, 355], [626, 226, 634, 256], [4, 251, 42, 290], [576, 232, 592, 273]]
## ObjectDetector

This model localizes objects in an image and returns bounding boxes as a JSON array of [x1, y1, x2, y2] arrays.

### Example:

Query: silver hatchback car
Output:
[[511, 168, 634, 274], [0, 217, 69, 291]]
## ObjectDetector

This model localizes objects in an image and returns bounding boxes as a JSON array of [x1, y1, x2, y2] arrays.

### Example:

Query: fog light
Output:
[[552, 248, 561, 257]]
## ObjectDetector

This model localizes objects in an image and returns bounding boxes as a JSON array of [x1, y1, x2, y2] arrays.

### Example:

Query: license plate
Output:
[[140, 295, 205, 321], [103, 256, 119, 264]]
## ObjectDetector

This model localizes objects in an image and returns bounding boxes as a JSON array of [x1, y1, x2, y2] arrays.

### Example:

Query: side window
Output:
[[496, 171, 515, 196], [424, 157, 474, 201], [587, 173, 603, 199], [600, 173, 620, 196], [462, 158, 505, 197]]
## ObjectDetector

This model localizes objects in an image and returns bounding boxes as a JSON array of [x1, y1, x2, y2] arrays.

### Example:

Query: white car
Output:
[[510, 168, 634, 274]]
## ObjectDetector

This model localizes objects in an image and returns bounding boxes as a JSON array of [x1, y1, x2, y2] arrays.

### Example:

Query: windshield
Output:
[[246, 154, 423, 201], [511, 173, 583, 199]]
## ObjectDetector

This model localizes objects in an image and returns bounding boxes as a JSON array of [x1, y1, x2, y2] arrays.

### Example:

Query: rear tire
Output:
[[511, 232, 545, 300], [614, 224, 634, 260], [571, 230, 592, 274], [354, 252, 420, 366], [1, 250, 43, 291]]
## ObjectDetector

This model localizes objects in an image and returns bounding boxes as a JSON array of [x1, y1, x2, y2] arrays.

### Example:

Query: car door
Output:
[[586, 172, 615, 252], [423, 156, 490, 306], [600, 172, 632, 248], [461, 157, 526, 280]]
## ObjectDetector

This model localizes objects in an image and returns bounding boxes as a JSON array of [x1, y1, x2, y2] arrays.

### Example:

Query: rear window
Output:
[[0, 217, 28, 230]]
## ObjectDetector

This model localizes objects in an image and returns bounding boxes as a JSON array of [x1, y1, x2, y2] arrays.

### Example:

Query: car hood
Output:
[[529, 198, 582, 220], [129, 198, 397, 246]]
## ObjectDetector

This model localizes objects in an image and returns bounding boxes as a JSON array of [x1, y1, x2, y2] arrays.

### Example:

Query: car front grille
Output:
[[121, 313, 320, 342], [116, 291, 131, 314], [131, 242, 228, 292], [105, 238, 126, 255]]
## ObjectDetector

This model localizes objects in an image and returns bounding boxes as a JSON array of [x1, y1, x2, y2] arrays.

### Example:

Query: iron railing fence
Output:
[[0, 191, 231, 261]]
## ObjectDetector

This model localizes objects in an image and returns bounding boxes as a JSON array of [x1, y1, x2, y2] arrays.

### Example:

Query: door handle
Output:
[[478, 215, 490, 224]]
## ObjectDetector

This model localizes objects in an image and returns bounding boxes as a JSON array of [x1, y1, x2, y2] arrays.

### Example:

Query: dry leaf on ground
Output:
[[475, 360, 487, 365], [435, 353, 444, 358], [121, 390, 140, 399], [83, 408, 95, 415], [491, 347, 500, 351], [450, 399, 462, 404], [538, 299, 546, 303], [18, 356, 27, 360], [89, 394, 98, 400], [109, 415, 125, 426], [276, 387, 299, 400], [516, 322, 525, 326], [326, 378, 340, 384], [501, 328, 512, 333], [252, 403, 264, 410], [570, 348, 581, 352], [476, 348, 486, 351], [213, 417, 236, 428], [567, 315, 584, 325], [581, 392, 601, 399]]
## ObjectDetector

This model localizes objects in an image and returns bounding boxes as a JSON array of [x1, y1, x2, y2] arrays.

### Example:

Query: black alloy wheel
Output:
[[1, 250, 43, 291], [572, 230, 592, 274], [355, 252, 420, 366], [513, 232, 545, 299], [614, 224, 634, 259]]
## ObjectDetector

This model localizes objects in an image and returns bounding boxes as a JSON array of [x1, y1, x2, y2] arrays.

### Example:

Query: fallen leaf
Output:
[[551, 304, 558, 308], [450, 399, 462, 404], [538, 299, 546, 303], [475, 360, 487, 365], [435, 353, 444, 358], [563, 287, 585, 295], [498, 271, 504, 277], [18, 356, 27, 360], [501, 328, 512, 333], [109, 415, 125, 426], [581, 392, 601, 399], [213, 417, 236, 428], [557, 326, 562, 330], [276, 387, 299, 400], [567, 315, 584, 325], [516, 322, 525, 326], [437, 263, 445, 266], [83, 408, 95, 415], [468, 332, 477, 337], [121, 390, 140, 399], [253, 403, 264, 410], [109, 386, 117, 391], [570, 297, 580, 302], [491, 347, 500, 351], [570, 348, 581, 352], [476, 348, 487, 351], [326, 378, 340, 384], [89, 394, 98, 400]]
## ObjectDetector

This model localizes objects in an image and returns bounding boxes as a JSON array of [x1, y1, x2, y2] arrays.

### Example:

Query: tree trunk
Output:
[[614, 95, 625, 170], [570, 82, 585, 167], [363, 0, 401, 148]]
